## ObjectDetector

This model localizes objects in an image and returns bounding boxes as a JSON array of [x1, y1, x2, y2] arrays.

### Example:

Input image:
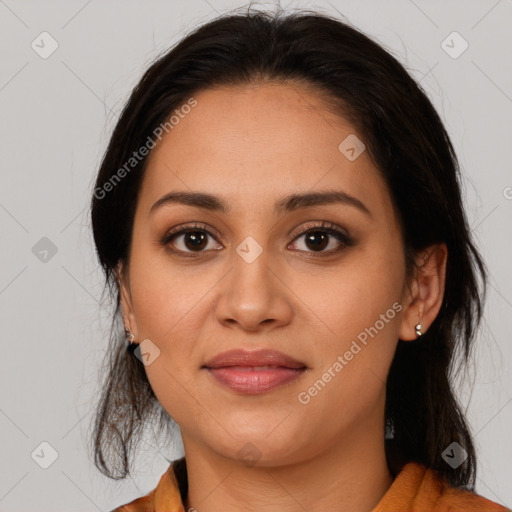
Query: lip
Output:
[[202, 349, 307, 395], [206, 367, 306, 394], [203, 348, 307, 369]]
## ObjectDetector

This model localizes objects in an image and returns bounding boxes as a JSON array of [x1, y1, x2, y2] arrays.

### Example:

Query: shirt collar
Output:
[[154, 455, 424, 511], [153, 455, 507, 512]]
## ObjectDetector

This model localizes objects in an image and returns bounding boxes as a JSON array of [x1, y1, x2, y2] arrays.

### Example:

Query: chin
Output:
[[205, 427, 305, 468]]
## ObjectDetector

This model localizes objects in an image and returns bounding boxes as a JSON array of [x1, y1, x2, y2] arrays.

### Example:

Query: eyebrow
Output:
[[149, 190, 372, 218]]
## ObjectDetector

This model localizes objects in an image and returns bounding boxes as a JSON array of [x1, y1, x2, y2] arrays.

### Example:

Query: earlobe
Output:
[[398, 243, 448, 342]]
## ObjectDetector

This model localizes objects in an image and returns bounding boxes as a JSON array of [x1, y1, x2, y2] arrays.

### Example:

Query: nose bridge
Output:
[[231, 232, 273, 300], [230, 206, 274, 275], [215, 229, 292, 329]]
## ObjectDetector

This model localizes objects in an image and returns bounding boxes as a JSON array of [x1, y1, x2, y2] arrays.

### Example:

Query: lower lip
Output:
[[205, 366, 306, 394]]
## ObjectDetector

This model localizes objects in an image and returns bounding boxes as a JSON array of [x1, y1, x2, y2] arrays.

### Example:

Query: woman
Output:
[[90, 7, 509, 512]]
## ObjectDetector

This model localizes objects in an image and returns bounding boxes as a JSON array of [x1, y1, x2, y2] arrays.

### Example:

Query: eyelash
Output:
[[160, 221, 355, 258]]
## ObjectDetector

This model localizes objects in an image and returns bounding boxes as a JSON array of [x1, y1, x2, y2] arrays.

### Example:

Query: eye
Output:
[[161, 221, 354, 257], [161, 223, 222, 256], [289, 221, 354, 254]]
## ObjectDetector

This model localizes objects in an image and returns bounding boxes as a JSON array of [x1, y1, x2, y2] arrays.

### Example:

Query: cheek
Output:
[[129, 246, 213, 342], [128, 254, 208, 426], [294, 239, 405, 411], [296, 241, 404, 344]]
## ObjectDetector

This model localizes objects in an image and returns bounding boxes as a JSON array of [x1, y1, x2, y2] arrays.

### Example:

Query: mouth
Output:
[[202, 349, 307, 394]]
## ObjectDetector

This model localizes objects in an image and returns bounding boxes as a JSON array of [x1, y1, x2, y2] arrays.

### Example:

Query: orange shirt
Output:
[[111, 457, 509, 512]]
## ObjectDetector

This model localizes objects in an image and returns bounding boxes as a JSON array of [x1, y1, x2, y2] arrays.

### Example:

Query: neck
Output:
[[181, 426, 393, 512]]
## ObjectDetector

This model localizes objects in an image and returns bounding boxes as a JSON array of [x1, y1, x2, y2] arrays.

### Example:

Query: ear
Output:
[[398, 243, 448, 341], [116, 261, 138, 339]]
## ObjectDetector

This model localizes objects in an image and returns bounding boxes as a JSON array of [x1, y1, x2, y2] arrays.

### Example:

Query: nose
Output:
[[214, 241, 293, 333]]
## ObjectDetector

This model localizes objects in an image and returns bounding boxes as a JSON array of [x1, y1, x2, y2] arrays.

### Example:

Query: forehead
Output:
[[139, 82, 392, 219]]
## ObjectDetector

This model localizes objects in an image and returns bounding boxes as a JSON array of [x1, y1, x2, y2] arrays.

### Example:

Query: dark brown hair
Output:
[[89, 6, 486, 489]]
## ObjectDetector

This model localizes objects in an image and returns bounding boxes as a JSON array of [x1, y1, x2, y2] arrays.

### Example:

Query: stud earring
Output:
[[415, 322, 422, 337], [125, 327, 139, 353]]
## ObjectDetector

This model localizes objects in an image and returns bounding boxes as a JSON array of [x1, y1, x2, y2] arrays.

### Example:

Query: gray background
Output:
[[0, 0, 511, 510]]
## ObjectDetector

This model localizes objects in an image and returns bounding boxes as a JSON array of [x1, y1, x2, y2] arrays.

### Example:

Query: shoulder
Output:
[[436, 486, 509, 511], [428, 469, 509, 512], [109, 487, 157, 512], [374, 461, 509, 511], [109, 458, 186, 512], [108, 469, 169, 511], [408, 463, 508, 512]]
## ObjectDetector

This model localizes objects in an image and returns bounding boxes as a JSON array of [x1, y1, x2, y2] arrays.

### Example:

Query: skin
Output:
[[118, 81, 447, 512]]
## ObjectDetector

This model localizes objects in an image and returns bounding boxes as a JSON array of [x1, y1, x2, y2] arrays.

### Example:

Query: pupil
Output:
[[307, 232, 328, 251], [185, 231, 207, 251]]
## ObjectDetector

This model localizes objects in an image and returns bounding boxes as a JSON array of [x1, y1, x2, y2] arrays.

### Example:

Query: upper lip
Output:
[[203, 349, 307, 369]]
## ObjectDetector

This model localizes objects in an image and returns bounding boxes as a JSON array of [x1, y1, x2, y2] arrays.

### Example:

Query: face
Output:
[[119, 81, 427, 466]]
